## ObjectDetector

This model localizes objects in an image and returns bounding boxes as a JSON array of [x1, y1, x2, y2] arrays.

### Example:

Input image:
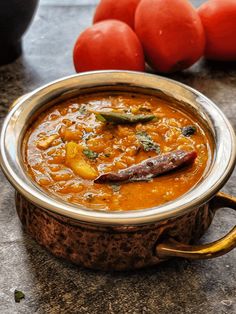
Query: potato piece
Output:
[[65, 142, 80, 160], [65, 142, 98, 180], [69, 159, 98, 180]]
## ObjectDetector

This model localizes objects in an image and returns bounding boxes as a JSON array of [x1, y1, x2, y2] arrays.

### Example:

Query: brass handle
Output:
[[156, 192, 236, 260]]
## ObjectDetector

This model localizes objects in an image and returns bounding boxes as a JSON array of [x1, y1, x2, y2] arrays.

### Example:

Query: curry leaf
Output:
[[83, 149, 98, 160], [14, 290, 25, 303], [136, 131, 160, 154], [95, 112, 155, 124]]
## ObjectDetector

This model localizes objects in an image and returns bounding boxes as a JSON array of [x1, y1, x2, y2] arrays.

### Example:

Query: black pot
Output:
[[0, 0, 39, 66]]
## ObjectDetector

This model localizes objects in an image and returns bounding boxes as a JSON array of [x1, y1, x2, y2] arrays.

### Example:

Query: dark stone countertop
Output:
[[0, 1, 235, 313]]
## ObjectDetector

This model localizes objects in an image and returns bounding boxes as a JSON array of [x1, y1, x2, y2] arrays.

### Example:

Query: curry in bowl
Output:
[[1, 72, 235, 269], [23, 92, 213, 211]]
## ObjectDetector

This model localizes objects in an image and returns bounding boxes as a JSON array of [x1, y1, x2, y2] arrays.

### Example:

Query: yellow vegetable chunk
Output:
[[65, 142, 80, 160], [69, 159, 98, 180], [65, 142, 98, 180]]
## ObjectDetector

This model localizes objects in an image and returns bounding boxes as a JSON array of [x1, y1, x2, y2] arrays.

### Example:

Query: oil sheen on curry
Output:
[[24, 92, 213, 211]]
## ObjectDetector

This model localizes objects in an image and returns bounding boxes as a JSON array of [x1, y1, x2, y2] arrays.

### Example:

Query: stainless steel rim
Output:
[[0, 71, 236, 225]]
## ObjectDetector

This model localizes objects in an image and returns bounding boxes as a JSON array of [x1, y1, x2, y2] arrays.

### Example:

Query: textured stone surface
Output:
[[0, 0, 235, 313]]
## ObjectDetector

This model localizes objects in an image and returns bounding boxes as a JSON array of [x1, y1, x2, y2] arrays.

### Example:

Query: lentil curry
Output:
[[23, 92, 213, 211]]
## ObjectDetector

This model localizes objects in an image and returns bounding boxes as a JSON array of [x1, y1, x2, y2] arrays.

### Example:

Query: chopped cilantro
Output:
[[136, 131, 160, 154], [83, 149, 98, 160], [14, 290, 25, 303]]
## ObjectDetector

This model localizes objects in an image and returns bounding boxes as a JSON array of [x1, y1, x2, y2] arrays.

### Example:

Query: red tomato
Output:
[[135, 0, 205, 73], [198, 0, 236, 61], [73, 20, 145, 73], [93, 0, 141, 29]]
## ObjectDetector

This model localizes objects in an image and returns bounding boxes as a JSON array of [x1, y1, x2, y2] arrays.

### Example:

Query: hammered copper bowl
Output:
[[1, 71, 236, 271]]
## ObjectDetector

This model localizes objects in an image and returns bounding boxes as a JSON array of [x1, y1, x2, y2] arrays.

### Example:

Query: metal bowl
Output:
[[1, 71, 236, 270]]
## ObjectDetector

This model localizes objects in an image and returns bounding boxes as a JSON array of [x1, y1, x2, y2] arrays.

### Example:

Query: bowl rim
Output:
[[0, 70, 236, 225]]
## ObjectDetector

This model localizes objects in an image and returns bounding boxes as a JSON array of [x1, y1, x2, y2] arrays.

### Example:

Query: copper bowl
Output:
[[0, 71, 236, 271]]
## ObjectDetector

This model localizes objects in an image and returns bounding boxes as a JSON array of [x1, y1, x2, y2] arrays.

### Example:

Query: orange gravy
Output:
[[23, 92, 213, 211]]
